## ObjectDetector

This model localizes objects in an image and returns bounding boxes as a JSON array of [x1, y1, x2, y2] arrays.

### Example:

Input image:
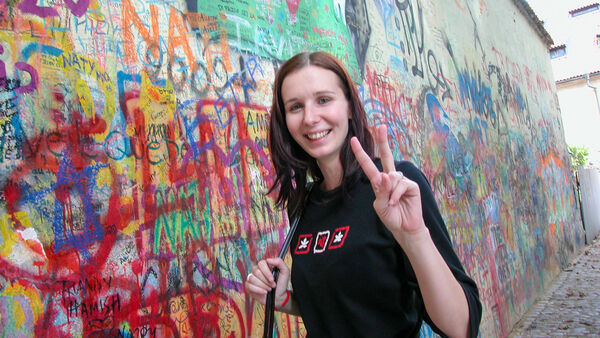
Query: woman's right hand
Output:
[[245, 258, 291, 308]]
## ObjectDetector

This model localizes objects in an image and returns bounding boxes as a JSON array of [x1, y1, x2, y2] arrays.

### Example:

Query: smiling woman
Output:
[[268, 52, 374, 220], [282, 65, 350, 189], [245, 51, 482, 338]]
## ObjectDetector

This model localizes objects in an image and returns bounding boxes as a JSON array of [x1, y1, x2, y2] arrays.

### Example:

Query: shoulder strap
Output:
[[278, 182, 314, 258], [263, 182, 314, 338]]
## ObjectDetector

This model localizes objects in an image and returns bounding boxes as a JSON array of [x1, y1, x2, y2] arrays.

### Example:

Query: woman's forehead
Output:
[[282, 66, 344, 93]]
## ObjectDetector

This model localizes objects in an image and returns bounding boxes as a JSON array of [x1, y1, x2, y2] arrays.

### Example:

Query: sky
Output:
[[527, 0, 579, 43], [527, 0, 600, 45]]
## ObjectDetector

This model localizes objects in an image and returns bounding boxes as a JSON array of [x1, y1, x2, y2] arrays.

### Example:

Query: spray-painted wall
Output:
[[0, 0, 585, 337]]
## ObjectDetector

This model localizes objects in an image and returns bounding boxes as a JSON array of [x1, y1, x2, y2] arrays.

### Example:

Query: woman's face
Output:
[[282, 65, 350, 167]]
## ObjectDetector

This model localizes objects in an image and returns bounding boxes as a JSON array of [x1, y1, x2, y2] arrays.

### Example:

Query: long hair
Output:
[[268, 51, 374, 220]]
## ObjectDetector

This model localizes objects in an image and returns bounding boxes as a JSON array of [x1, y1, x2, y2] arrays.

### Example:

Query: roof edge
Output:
[[569, 3, 600, 15], [556, 70, 600, 84], [512, 0, 554, 47]]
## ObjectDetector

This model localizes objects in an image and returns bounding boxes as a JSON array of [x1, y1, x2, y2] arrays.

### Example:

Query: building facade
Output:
[[531, 1, 600, 166]]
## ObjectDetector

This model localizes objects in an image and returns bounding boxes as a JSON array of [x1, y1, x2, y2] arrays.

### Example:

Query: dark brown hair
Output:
[[268, 51, 374, 219]]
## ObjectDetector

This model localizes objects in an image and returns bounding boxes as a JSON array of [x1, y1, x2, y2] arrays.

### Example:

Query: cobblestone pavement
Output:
[[509, 237, 600, 337]]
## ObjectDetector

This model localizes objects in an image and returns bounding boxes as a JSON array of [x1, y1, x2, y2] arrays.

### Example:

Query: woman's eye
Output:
[[288, 104, 301, 112], [318, 97, 331, 104]]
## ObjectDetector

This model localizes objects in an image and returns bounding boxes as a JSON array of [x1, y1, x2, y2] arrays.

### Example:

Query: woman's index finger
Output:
[[376, 125, 395, 173], [350, 137, 381, 183]]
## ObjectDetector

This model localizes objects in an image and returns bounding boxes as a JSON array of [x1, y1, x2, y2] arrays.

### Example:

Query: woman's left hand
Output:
[[350, 125, 426, 240]]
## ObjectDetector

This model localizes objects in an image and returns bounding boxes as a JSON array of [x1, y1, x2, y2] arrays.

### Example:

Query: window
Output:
[[549, 44, 566, 59], [569, 3, 599, 17]]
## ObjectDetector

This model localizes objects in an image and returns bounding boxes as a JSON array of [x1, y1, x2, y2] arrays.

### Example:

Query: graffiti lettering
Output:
[[66, 293, 121, 319]]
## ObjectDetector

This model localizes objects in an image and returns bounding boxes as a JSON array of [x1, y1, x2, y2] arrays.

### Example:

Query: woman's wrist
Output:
[[276, 290, 291, 311], [393, 223, 431, 253]]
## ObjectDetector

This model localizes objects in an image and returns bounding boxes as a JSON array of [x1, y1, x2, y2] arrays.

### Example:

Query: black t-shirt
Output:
[[290, 160, 481, 337]]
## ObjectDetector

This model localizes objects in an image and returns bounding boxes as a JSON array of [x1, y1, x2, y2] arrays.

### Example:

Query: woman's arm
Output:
[[350, 125, 478, 337], [395, 226, 471, 338]]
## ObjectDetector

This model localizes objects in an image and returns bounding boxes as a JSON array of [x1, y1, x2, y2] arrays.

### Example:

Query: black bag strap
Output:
[[263, 183, 314, 338]]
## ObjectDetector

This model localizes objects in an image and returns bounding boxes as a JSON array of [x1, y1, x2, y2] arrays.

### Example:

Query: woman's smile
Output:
[[306, 130, 331, 140]]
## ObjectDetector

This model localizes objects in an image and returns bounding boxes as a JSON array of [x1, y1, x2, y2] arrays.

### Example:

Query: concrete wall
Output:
[[579, 167, 600, 242], [0, 0, 585, 337]]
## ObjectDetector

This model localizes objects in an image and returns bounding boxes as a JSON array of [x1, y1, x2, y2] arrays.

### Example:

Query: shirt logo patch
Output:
[[294, 234, 313, 254], [313, 231, 330, 253], [328, 226, 350, 249]]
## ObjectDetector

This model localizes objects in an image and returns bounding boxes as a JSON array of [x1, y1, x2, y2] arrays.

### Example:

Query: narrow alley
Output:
[[509, 237, 600, 337]]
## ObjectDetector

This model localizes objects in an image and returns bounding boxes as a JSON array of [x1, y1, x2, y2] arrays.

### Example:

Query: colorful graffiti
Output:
[[0, 0, 584, 337]]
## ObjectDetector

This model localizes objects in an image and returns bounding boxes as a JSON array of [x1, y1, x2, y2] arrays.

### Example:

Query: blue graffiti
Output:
[[458, 68, 496, 121], [52, 151, 108, 258]]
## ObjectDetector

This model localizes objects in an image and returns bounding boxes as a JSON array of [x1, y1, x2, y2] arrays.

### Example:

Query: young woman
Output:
[[245, 51, 482, 337]]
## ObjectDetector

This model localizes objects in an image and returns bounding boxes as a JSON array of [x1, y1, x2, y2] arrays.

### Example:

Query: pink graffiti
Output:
[[17, 0, 89, 17], [15, 62, 38, 94], [286, 0, 301, 22]]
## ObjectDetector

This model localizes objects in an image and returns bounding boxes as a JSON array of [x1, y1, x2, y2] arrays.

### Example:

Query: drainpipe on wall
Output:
[[585, 73, 600, 172], [586, 73, 600, 116]]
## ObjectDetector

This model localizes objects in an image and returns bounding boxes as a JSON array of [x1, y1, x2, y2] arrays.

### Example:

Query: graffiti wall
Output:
[[0, 0, 585, 336]]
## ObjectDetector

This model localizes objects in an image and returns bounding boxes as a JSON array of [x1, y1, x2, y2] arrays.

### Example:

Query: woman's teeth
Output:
[[307, 130, 329, 140]]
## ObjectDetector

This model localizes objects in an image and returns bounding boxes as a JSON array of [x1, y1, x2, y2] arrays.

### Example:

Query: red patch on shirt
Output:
[[294, 234, 313, 255], [314, 231, 330, 253], [328, 226, 349, 249]]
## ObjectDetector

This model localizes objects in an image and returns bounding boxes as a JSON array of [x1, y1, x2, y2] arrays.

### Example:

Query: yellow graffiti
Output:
[[138, 72, 178, 182], [474, 168, 489, 200], [121, 195, 140, 235], [75, 78, 96, 120], [59, 51, 116, 141], [96, 166, 114, 188], [0, 212, 33, 257], [243, 107, 269, 142], [126, 123, 136, 136], [13, 299, 25, 329], [87, 0, 106, 21], [2, 283, 44, 323], [140, 72, 176, 123]]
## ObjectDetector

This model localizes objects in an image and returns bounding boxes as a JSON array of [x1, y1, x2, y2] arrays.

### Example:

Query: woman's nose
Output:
[[303, 105, 320, 124]]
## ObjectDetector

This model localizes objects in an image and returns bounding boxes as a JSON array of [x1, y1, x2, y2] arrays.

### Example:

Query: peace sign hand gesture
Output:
[[350, 125, 427, 244]]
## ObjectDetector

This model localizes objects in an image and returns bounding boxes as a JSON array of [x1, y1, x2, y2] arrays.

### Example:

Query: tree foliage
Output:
[[568, 145, 589, 168]]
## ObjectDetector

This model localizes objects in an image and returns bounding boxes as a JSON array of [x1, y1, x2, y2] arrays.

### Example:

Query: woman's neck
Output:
[[317, 158, 343, 191]]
